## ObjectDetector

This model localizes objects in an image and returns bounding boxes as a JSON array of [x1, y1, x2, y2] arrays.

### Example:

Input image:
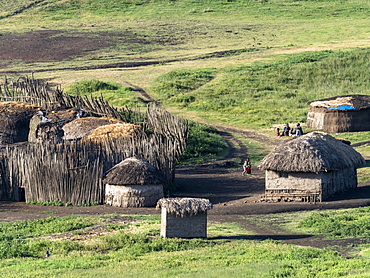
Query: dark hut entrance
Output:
[[0, 101, 40, 144]]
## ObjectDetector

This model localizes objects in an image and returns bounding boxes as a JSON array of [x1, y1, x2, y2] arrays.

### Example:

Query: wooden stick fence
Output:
[[0, 76, 188, 203]]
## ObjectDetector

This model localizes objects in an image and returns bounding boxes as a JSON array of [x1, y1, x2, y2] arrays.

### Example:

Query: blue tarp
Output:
[[327, 104, 355, 111]]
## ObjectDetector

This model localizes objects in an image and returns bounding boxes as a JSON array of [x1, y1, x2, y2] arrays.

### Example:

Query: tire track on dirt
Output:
[[0, 0, 47, 20]]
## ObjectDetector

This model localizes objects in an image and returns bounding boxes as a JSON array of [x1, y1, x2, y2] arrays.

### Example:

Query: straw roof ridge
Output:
[[63, 116, 122, 140], [307, 94, 370, 110], [156, 198, 213, 217], [258, 132, 365, 173], [103, 157, 164, 185]]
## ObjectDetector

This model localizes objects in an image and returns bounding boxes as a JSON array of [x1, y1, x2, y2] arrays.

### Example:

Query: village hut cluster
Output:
[[259, 132, 365, 202], [0, 77, 188, 207]]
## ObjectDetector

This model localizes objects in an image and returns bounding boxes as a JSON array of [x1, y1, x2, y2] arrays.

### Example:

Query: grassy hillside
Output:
[[151, 49, 370, 128]]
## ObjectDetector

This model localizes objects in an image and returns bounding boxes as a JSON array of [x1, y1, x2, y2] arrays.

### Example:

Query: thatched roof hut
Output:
[[307, 94, 370, 133], [259, 132, 365, 202], [104, 157, 164, 207], [157, 198, 213, 238]]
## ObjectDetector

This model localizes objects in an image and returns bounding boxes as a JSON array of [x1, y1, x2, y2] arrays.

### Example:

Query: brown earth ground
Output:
[[1, 30, 370, 257]]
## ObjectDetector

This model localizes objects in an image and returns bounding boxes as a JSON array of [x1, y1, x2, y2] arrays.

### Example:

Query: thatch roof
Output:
[[84, 122, 141, 142], [308, 95, 370, 110], [103, 157, 164, 185], [62, 117, 122, 140], [0, 101, 40, 113], [156, 198, 213, 217], [258, 132, 365, 173]]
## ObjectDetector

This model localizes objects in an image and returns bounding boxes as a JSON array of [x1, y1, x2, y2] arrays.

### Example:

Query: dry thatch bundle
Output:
[[156, 198, 213, 217], [308, 95, 370, 110], [84, 122, 142, 142], [0, 101, 40, 113], [62, 117, 122, 140], [103, 157, 164, 185], [258, 132, 365, 173]]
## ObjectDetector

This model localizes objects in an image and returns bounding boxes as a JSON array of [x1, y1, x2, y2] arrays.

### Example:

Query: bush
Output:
[[179, 121, 229, 165], [68, 80, 118, 94]]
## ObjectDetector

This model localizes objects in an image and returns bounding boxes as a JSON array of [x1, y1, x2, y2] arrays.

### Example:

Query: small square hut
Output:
[[157, 198, 213, 238], [104, 157, 164, 207], [258, 132, 365, 202]]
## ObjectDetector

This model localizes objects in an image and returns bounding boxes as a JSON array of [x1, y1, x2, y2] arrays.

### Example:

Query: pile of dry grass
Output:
[[0, 101, 40, 114], [309, 96, 352, 108], [156, 198, 213, 217], [63, 117, 122, 140], [85, 122, 141, 142], [44, 108, 80, 123]]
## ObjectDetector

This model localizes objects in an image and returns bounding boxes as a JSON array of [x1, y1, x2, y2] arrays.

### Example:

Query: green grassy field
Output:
[[1, 213, 370, 278]]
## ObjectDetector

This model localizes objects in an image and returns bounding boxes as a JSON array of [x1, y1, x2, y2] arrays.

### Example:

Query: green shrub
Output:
[[179, 121, 229, 165], [67, 80, 118, 94]]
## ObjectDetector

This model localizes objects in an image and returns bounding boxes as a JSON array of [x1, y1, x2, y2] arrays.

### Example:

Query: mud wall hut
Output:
[[104, 157, 164, 207], [157, 198, 213, 238], [258, 132, 365, 202], [0, 101, 40, 144], [306, 95, 370, 133]]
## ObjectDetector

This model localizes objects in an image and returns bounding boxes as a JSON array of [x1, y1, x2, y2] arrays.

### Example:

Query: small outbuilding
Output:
[[104, 157, 164, 207], [259, 132, 365, 202], [306, 94, 370, 133], [157, 198, 213, 238]]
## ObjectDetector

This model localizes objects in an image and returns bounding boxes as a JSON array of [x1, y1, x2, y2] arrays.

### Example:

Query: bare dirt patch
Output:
[[0, 29, 156, 67]]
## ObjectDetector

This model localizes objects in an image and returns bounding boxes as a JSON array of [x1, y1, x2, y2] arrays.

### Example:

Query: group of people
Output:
[[241, 123, 303, 176], [276, 123, 303, 137]]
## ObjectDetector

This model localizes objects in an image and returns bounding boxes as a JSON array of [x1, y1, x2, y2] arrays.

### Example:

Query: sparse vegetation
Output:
[[152, 49, 370, 128], [298, 207, 370, 239], [2, 215, 370, 277]]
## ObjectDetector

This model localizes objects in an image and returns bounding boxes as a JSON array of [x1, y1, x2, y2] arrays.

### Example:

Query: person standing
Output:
[[242, 159, 252, 176]]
